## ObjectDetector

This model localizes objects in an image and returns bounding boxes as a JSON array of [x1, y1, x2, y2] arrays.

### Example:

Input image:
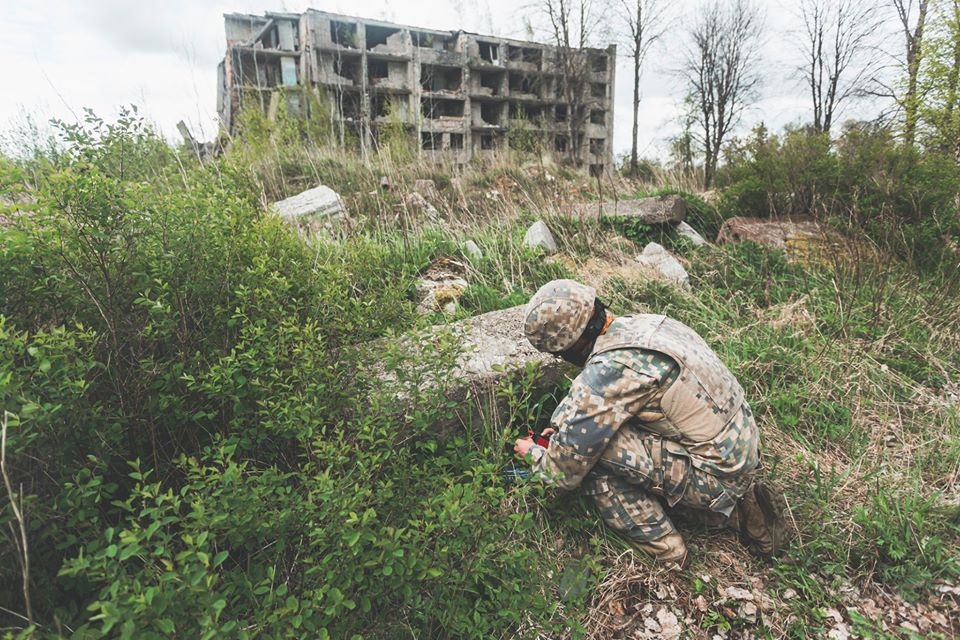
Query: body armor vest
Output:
[[592, 314, 746, 448]]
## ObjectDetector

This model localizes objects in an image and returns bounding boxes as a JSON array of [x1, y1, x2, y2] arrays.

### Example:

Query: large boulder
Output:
[[444, 305, 568, 430], [716, 216, 853, 265], [273, 185, 347, 233], [571, 194, 687, 224]]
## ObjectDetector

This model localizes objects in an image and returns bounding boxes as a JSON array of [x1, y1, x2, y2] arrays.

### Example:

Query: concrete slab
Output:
[[571, 194, 687, 225], [368, 305, 571, 435]]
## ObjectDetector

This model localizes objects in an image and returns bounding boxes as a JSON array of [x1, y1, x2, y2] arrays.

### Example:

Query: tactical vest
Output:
[[591, 314, 746, 448]]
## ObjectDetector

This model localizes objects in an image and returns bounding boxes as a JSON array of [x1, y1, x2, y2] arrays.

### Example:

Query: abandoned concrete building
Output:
[[218, 10, 616, 174]]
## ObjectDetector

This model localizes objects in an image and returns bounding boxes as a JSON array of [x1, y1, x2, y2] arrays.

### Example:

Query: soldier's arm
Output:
[[531, 356, 659, 489]]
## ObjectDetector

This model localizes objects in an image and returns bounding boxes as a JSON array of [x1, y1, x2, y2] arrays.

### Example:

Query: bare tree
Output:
[[615, 0, 668, 176], [679, 0, 764, 188], [539, 0, 609, 164], [797, 0, 882, 135], [893, 0, 930, 145]]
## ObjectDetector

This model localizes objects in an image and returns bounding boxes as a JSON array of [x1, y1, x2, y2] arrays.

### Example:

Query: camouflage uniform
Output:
[[528, 314, 760, 545]]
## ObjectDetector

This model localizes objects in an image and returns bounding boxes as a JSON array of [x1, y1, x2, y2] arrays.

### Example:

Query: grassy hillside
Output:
[[1, 110, 959, 638]]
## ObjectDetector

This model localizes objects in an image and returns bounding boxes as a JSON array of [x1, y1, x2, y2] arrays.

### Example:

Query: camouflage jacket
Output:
[[530, 315, 759, 489]]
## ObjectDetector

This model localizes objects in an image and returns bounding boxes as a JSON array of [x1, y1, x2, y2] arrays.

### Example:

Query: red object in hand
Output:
[[530, 429, 551, 448]]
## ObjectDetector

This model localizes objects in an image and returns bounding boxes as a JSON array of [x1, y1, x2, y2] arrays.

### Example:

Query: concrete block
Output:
[[636, 242, 691, 289], [571, 194, 687, 224], [524, 220, 558, 253], [676, 221, 708, 246], [273, 185, 346, 221]]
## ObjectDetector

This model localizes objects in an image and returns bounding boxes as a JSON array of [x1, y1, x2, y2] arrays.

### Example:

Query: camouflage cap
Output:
[[524, 279, 596, 353]]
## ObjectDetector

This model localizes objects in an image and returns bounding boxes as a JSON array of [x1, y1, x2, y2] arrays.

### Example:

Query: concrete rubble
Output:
[[716, 216, 825, 249], [524, 220, 559, 253], [570, 194, 687, 225], [415, 256, 470, 315], [370, 305, 570, 433], [272, 185, 347, 232], [461, 239, 483, 260], [675, 221, 708, 246], [635, 242, 691, 289]]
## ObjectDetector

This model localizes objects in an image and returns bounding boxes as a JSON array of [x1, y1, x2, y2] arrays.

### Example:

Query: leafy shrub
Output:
[[718, 125, 836, 219], [717, 122, 960, 276], [0, 111, 584, 638]]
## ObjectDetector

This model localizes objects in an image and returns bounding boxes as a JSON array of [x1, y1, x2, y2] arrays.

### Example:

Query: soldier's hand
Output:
[[514, 437, 534, 457]]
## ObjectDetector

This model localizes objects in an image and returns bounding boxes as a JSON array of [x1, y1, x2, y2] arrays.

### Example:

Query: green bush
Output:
[[718, 125, 836, 219], [0, 111, 584, 638], [717, 122, 960, 276]]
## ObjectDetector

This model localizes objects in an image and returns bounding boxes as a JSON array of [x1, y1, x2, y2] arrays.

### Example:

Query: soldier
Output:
[[515, 279, 788, 568]]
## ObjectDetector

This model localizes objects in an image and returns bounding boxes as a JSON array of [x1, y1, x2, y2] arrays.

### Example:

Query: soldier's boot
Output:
[[728, 481, 788, 556], [631, 531, 689, 569]]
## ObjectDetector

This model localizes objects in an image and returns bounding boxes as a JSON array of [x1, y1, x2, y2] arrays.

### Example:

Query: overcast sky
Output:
[[2, 0, 895, 161]]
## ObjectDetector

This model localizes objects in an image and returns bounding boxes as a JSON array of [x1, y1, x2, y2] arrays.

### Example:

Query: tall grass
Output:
[[1, 106, 958, 638]]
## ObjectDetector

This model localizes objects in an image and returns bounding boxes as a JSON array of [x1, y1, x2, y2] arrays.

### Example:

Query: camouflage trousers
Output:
[[582, 410, 758, 543]]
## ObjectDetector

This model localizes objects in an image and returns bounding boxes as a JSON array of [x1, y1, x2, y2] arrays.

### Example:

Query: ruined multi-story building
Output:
[[218, 10, 616, 173]]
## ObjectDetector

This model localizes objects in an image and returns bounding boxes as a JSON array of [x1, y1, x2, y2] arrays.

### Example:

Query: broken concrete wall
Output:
[[224, 13, 270, 47]]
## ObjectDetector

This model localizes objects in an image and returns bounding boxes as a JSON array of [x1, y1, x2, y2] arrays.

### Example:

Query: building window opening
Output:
[[412, 32, 433, 48], [555, 136, 568, 152], [421, 65, 462, 92], [522, 47, 542, 64], [450, 133, 464, 149], [591, 83, 606, 99], [479, 71, 501, 94], [480, 103, 501, 125], [509, 103, 542, 122], [237, 52, 278, 87], [422, 132, 440, 150], [591, 55, 607, 73], [368, 60, 389, 84], [422, 98, 465, 119], [371, 95, 390, 119], [331, 21, 358, 48], [480, 133, 495, 150], [555, 105, 568, 122], [589, 138, 605, 154], [589, 163, 604, 177], [479, 41, 499, 64], [509, 73, 537, 95], [366, 25, 400, 50], [590, 109, 605, 124], [333, 57, 361, 83], [339, 93, 362, 121]]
